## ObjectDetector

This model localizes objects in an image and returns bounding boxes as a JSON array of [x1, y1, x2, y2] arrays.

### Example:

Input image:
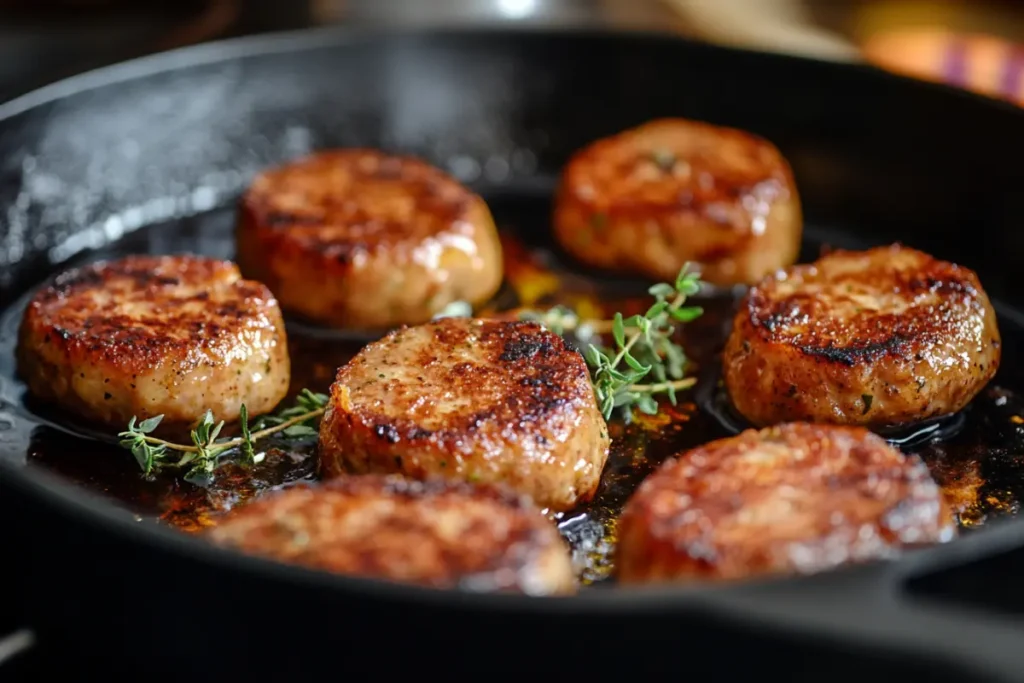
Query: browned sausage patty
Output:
[[722, 244, 1001, 427], [318, 317, 610, 512], [236, 149, 504, 331], [207, 474, 576, 595], [16, 254, 290, 433], [616, 422, 955, 583], [553, 118, 802, 287]]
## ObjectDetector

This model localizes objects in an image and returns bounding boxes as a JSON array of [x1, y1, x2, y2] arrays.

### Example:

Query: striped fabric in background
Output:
[[861, 28, 1024, 106]]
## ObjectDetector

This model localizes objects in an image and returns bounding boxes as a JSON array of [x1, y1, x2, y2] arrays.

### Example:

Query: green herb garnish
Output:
[[520, 264, 704, 421], [118, 266, 702, 480], [118, 388, 328, 485]]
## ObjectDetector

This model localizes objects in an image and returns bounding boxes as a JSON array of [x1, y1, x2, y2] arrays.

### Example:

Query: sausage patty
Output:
[[236, 149, 504, 331], [722, 244, 1001, 427], [616, 422, 955, 583], [318, 317, 610, 512], [207, 474, 576, 595], [553, 118, 802, 287], [16, 255, 290, 433]]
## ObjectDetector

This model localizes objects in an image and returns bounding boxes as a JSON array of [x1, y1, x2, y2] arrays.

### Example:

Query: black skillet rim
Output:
[[2, 23, 1024, 625]]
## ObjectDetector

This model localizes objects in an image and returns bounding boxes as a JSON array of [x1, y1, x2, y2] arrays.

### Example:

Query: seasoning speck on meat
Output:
[[553, 118, 802, 287], [318, 317, 610, 512], [617, 422, 956, 583], [16, 254, 290, 433], [722, 244, 1001, 427], [207, 474, 576, 595], [236, 148, 504, 331]]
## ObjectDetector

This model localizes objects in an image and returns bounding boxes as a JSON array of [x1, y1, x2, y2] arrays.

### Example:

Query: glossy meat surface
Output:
[[723, 244, 1001, 427], [236, 149, 504, 330], [17, 255, 290, 432], [617, 422, 956, 583], [207, 474, 576, 595], [318, 317, 610, 512], [553, 118, 802, 286]]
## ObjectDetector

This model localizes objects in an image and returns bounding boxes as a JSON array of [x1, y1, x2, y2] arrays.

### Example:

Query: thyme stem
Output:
[[519, 264, 705, 421], [118, 388, 329, 484], [628, 377, 697, 393], [133, 407, 326, 454], [610, 290, 686, 370]]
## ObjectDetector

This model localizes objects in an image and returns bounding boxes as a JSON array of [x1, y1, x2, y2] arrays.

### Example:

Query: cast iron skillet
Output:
[[2, 26, 1024, 681]]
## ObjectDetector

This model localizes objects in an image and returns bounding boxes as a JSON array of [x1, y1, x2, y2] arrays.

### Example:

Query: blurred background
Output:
[[0, 0, 1022, 107]]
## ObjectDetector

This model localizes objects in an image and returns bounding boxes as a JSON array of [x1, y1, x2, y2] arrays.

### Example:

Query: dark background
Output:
[[1, 0, 1022, 103]]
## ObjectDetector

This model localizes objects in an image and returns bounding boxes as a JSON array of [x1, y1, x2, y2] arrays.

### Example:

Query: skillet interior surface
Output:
[[3, 183, 1024, 583], [2, 26, 1024, 680]]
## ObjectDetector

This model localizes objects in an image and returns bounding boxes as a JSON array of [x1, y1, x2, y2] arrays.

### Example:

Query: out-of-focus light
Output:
[[497, 0, 537, 19]]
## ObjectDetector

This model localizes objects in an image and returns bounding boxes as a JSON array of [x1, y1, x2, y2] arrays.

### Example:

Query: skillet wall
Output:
[[0, 29, 1022, 307]]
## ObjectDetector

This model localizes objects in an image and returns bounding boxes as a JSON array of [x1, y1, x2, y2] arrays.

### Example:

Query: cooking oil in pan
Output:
[[3, 197, 1024, 586]]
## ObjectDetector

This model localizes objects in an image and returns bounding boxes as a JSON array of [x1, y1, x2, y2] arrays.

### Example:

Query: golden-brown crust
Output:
[[722, 244, 1002, 427], [207, 474, 576, 595], [16, 254, 290, 432], [236, 149, 504, 330], [553, 118, 802, 286], [616, 422, 956, 583], [318, 317, 610, 512]]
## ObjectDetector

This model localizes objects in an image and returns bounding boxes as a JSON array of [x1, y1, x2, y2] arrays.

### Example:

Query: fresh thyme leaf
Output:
[[622, 314, 643, 329], [297, 389, 329, 410], [518, 263, 705, 421], [648, 283, 675, 299], [605, 366, 630, 382], [640, 317, 654, 345], [676, 270, 701, 295], [613, 391, 638, 408], [238, 404, 256, 466], [193, 410, 214, 445], [636, 394, 660, 415], [117, 388, 329, 484], [130, 441, 150, 471], [670, 305, 703, 323], [175, 451, 198, 467], [623, 352, 650, 374], [263, 406, 305, 423], [612, 313, 626, 348], [645, 301, 668, 320], [208, 419, 225, 445], [137, 415, 164, 433]]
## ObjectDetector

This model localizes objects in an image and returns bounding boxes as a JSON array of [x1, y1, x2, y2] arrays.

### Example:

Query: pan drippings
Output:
[[3, 199, 1023, 585]]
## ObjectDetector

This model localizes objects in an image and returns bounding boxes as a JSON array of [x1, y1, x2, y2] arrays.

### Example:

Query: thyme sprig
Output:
[[520, 265, 704, 421], [115, 266, 703, 478], [117, 388, 328, 485]]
